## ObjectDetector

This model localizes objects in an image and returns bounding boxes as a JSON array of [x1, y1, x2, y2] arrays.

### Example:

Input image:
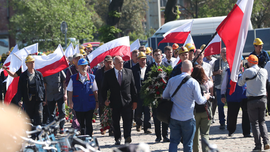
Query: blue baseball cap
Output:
[[78, 58, 88, 65]]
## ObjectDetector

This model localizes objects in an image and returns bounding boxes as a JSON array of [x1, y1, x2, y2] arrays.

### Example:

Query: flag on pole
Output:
[[24, 43, 38, 55], [216, 0, 254, 95], [204, 34, 221, 57], [64, 43, 74, 58], [4, 46, 21, 104], [1, 45, 20, 76], [87, 36, 130, 68], [130, 39, 140, 52], [34, 45, 69, 77], [74, 44, 80, 54], [158, 20, 193, 46]]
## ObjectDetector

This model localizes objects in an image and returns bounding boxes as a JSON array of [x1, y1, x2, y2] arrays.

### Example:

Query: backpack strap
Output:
[[245, 68, 261, 81], [171, 75, 191, 98]]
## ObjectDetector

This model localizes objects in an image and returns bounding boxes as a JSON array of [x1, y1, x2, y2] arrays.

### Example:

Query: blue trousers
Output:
[[215, 88, 225, 125]]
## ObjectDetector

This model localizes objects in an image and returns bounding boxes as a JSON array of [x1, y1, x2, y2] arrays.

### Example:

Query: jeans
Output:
[[215, 88, 225, 125], [48, 97, 65, 129], [169, 118, 196, 152]]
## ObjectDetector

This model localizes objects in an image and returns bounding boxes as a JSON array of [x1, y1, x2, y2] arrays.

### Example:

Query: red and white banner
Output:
[[204, 34, 221, 57], [4, 45, 21, 104], [158, 20, 193, 46], [87, 36, 130, 68], [130, 39, 140, 52], [216, 0, 254, 95], [64, 43, 74, 58], [34, 45, 68, 77]]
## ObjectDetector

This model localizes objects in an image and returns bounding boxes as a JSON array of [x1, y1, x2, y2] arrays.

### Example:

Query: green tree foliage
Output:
[[251, 0, 270, 28], [9, 0, 96, 50], [164, 0, 181, 23]]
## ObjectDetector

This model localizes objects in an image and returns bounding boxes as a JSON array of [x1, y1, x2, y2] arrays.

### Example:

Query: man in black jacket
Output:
[[146, 49, 170, 142], [132, 52, 151, 134], [18, 55, 45, 126], [101, 56, 137, 145]]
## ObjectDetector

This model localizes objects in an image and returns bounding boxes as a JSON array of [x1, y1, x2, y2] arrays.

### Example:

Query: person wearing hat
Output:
[[250, 38, 270, 68], [220, 57, 251, 138], [80, 49, 87, 58], [238, 54, 269, 151], [79, 45, 85, 50], [145, 49, 170, 142], [67, 58, 98, 136], [65, 53, 93, 87], [163, 46, 176, 68], [172, 43, 179, 58], [18, 55, 45, 126], [86, 44, 93, 55], [139, 46, 154, 65], [95, 55, 114, 135], [170, 46, 189, 78], [132, 52, 152, 135], [124, 50, 139, 69], [185, 43, 196, 61], [145, 47, 152, 56]]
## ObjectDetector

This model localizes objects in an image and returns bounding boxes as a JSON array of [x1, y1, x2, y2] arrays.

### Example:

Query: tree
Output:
[[9, 0, 97, 50], [164, 0, 181, 23], [251, 0, 270, 28]]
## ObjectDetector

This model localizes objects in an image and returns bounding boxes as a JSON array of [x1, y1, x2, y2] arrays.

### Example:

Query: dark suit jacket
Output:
[[145, 62, 170, 80], [101, 68, 138, 109], [146, 55, 154, 65], [132, 63, 147, 94], [123, 60, 136, 69]]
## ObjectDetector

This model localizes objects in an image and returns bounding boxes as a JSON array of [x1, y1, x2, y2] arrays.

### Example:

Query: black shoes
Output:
[[155, 137, 161, 143], [228, 132, 233, 137], [144, 129, 152, 134], [125, 137, 132, 144], [136, 125, 142, 132], [219, 124, 225, 130], [115, 139, 121, 145], [243, 134, 252, 138], [163, 137, 170, 142]]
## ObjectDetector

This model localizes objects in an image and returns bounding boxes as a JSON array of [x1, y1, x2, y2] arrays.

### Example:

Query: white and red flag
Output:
[[64, 43, 74, 58], [158, 20, 194, 46], [204, 34, 221, 57], [74, 44, 80, 54], [34, 45, 69, 77], [87, 36, 130, 68], [216, 0, 254, 95], [4, 46, 21, 104], [130, 39, 140, 52]]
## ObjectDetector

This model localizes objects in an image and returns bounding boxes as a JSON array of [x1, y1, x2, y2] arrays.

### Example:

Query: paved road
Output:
[[70, 108, 270, 152]]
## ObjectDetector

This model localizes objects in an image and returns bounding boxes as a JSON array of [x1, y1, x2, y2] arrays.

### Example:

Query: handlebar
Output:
[[26, 118, 65, 135], [73, 137, 100, 152], [21, 136, 58, 151]]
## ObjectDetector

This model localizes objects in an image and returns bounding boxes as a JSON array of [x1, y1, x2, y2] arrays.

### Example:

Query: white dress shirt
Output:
[[114, 68, 122, 80]]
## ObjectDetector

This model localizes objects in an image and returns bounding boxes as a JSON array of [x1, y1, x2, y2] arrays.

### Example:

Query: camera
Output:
[[209, 96, 215, 102]]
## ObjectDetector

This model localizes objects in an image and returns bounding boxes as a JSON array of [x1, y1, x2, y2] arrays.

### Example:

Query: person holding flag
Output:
[[18, 55, 45, 126], [238, 54, 270, 151]]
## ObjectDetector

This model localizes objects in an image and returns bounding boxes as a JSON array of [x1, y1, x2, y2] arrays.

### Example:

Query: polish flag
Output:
[[158, 20, 193, 46], [4, 46, 21, 104], [87, 36, 130, 68], [74, 44, 80, 54], [216, 0, 254, 95], [64, 43, 74, 58], [204, 34, 221, 57], [34, 45, 69, 77], [130, 39, 140, 52]]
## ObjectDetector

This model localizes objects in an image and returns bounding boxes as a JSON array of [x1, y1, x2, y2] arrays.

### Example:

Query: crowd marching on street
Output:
[[1, 37, 270, 152]]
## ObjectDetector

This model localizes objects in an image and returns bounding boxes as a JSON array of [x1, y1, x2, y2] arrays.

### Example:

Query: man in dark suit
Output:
[[124, 50, 138, 69], [139, 46, 154, 65], [102, 56, 138, 145], [146, 49, 170, 142], [132, 52, 152, 134]]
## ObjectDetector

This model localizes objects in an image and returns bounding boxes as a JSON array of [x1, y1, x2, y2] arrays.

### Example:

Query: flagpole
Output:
[[192, 31, 218, 65]]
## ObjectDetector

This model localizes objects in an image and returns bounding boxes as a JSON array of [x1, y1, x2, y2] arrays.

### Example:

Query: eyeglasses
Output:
[[154, 54, 161, 57]]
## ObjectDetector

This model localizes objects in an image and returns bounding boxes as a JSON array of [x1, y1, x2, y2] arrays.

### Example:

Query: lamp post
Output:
[[60, 21, 68, 48]]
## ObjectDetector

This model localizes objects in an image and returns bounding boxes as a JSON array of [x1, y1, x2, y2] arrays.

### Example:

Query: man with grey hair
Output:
[[124, 50, 139, 69], [163, 60, 210, 152], [101, 56, 138, 145]]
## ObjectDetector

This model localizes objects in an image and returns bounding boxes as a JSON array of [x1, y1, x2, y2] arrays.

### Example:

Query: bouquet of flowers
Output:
[[141, 65, 173, 108], [100, 90, 112, 134]]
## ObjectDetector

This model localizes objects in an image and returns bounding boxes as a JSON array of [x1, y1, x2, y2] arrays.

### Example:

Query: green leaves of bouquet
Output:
[[141, 65, 173, 108]]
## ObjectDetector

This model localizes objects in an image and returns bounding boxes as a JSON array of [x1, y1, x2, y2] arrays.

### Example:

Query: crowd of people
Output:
[[1, 38, 270, 152]]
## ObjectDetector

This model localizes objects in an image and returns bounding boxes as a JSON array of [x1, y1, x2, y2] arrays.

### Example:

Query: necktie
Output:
[[118, 71, 122, 85], [168, 60, 171, 64]]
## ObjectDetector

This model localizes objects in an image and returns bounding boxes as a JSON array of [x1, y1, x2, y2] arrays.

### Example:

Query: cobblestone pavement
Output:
[[71, 108, 270, 152]]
